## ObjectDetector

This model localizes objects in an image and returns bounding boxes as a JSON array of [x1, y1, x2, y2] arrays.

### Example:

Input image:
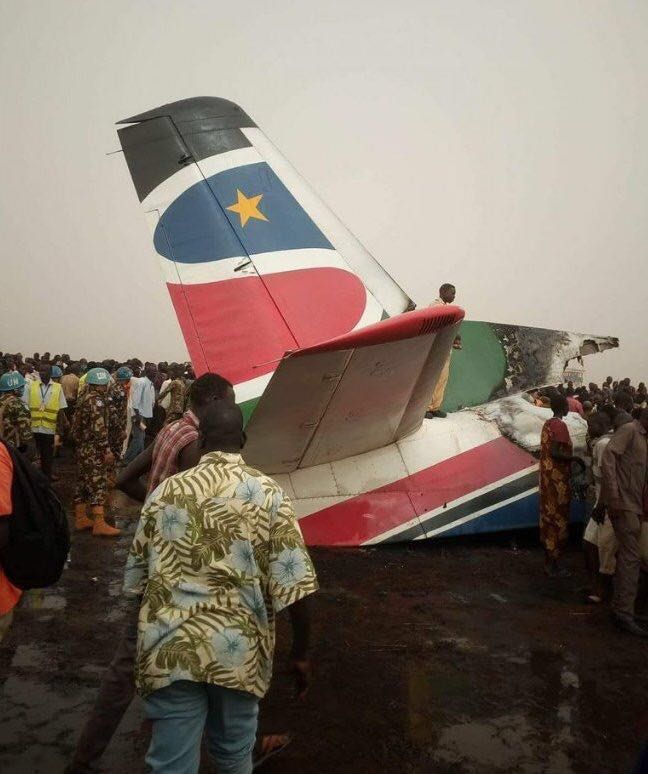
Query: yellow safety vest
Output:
[[78, 372, 88, 396], [28, 380, 62, 432]]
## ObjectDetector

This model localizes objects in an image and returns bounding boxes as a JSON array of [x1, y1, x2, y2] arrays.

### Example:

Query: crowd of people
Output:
[[0, 351, 316, 773], [535, 377, 648, 638], [1, 346, 648, 770]]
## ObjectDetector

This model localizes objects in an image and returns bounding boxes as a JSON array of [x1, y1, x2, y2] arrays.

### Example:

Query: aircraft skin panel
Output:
[[243, 307, 464, 472], [442, 320, 619, 412], [117, 98, 412, 405], [296, 434, 536, 546], [116, 98, 618, 547], [242, 127, 412, 318]]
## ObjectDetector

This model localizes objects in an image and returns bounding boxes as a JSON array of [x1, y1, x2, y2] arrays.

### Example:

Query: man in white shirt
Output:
[[123, 364, 156, 464]]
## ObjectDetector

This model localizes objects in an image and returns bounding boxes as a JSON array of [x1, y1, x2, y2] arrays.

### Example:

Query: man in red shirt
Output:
[[0, 442, 22, 642], [565, 389, 585, 417]]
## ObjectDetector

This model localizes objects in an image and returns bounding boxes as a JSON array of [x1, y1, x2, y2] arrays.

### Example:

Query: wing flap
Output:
[[243, 306, 464, 473]]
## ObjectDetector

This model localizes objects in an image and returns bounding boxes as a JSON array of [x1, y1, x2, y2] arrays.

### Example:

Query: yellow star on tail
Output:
[[226, 189, 268, 227]]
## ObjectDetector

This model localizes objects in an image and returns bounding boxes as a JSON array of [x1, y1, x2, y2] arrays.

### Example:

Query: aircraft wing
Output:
[[441, 321, 619, 412], [243, 306, 464, 474]]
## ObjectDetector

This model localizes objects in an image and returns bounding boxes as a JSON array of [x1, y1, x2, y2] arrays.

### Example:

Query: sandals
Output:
[[253, 734, 292, 770]]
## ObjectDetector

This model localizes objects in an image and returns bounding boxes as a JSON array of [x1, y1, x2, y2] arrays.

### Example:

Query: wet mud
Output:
[[1, 454, 646, 773]]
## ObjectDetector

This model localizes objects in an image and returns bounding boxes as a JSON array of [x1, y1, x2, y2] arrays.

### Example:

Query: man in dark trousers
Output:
[[597, 408, 648, 636]]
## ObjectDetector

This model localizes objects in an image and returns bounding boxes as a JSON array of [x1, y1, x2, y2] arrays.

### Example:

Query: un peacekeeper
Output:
[[108, 366, 131, 452], [0, 372, 33, 455], [71, 368, 120, 537], [105, 367, 132, 512]]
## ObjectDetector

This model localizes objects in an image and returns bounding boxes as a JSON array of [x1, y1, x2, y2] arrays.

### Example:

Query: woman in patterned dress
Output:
[[539, 393, 583, 576]]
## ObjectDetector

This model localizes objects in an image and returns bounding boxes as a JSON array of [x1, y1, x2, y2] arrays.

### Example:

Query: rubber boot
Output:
[[74, 503, 94, 532], [91, 505, 121, 537], [104, 490, 116, 527]]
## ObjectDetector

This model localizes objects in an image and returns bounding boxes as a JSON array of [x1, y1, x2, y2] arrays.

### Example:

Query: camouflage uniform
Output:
[[160, 378, 186, 424], [71, 389, 116, 506], [0, 393, 33, 451], [106, 381, 128, 488]]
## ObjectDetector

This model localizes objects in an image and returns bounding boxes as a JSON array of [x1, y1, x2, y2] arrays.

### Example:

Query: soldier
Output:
[[108, 367, 131, 453], [0, 372, 33, 455], [105, 366, 132, 513], [71, 368, 120, 537]]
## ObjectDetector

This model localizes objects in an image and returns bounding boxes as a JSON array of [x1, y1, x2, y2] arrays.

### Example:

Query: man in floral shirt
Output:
[[124, 401, 317, 774]]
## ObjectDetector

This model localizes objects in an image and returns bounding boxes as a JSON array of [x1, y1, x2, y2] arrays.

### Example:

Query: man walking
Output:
[[66, 373, 235, 774], [70, 368, 121, 537], [23, 363, 66, 480], [124, 401, 317, 773], [598, 408, 648, 636]]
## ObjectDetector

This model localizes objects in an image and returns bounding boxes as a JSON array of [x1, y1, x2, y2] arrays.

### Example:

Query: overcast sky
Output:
[[1, 1, 646, 383]]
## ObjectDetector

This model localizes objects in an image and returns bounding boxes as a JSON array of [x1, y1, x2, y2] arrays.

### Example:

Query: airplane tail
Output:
[[117, 98, 412, 412]]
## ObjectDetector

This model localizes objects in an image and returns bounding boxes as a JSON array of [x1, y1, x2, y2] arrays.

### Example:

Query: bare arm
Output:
[[177, 438, 202, 472], [288, 596, 311, 660], [550, 441, 583, 467], [600, 424, 633, 509], [116, 444, 154, 503], [288, 596, 312, 699]]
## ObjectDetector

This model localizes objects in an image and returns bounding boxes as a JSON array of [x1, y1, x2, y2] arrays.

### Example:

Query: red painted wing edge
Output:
[[291, 306, 465, 356]]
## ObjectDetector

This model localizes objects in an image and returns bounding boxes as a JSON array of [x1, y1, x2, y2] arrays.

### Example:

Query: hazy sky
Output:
[[1, 1, 646, 383]]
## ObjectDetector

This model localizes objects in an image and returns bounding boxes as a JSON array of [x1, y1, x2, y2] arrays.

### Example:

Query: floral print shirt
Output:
[[123, 451, 318, 698]]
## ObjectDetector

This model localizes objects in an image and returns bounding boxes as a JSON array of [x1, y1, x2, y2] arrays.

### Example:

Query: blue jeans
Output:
[[143, 680, 259, 774], [123, 419, 145, 464]]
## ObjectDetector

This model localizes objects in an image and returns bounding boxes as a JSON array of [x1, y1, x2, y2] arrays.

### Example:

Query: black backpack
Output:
[[0, 441, 70, 589]]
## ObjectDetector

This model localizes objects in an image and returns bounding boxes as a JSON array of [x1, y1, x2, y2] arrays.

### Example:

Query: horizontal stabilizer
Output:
[[243, 306, 464, 473]]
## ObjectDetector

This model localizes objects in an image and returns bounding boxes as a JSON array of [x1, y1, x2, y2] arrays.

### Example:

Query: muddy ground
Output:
[[1, 454, 646, 773]]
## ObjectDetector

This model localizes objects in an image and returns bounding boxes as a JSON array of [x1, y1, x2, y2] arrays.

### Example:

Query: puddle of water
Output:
[[0, 676, 95, 744], [20, 590, 67, 611], [434, 713, 545, 772]]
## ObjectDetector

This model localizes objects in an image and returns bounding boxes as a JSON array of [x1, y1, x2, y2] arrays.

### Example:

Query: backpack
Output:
[[0, 441, 70, 589]]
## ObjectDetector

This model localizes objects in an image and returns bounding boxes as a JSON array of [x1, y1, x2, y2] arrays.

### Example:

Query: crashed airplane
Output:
[[116, 97, 617, 546]]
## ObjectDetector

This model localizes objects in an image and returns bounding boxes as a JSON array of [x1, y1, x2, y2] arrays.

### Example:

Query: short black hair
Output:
[[189, 372, 233, 408], [439, 283, 455, 295], [550, 394, 569, 415], [199, 400, 244, 449], [613, 391, 634, 413], [587, 412, 610, 437]]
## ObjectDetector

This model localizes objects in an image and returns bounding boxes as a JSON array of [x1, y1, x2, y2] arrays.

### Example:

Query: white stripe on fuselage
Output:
[[360, 464, 539, 545], [285, 413, 504, 517]]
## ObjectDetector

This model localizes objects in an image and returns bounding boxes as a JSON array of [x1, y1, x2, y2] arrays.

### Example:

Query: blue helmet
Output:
[[51, 365, 63, 378], [86, 367, 111, 386], [116, 366, 133, 381], [0, 372, 26, 393]]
